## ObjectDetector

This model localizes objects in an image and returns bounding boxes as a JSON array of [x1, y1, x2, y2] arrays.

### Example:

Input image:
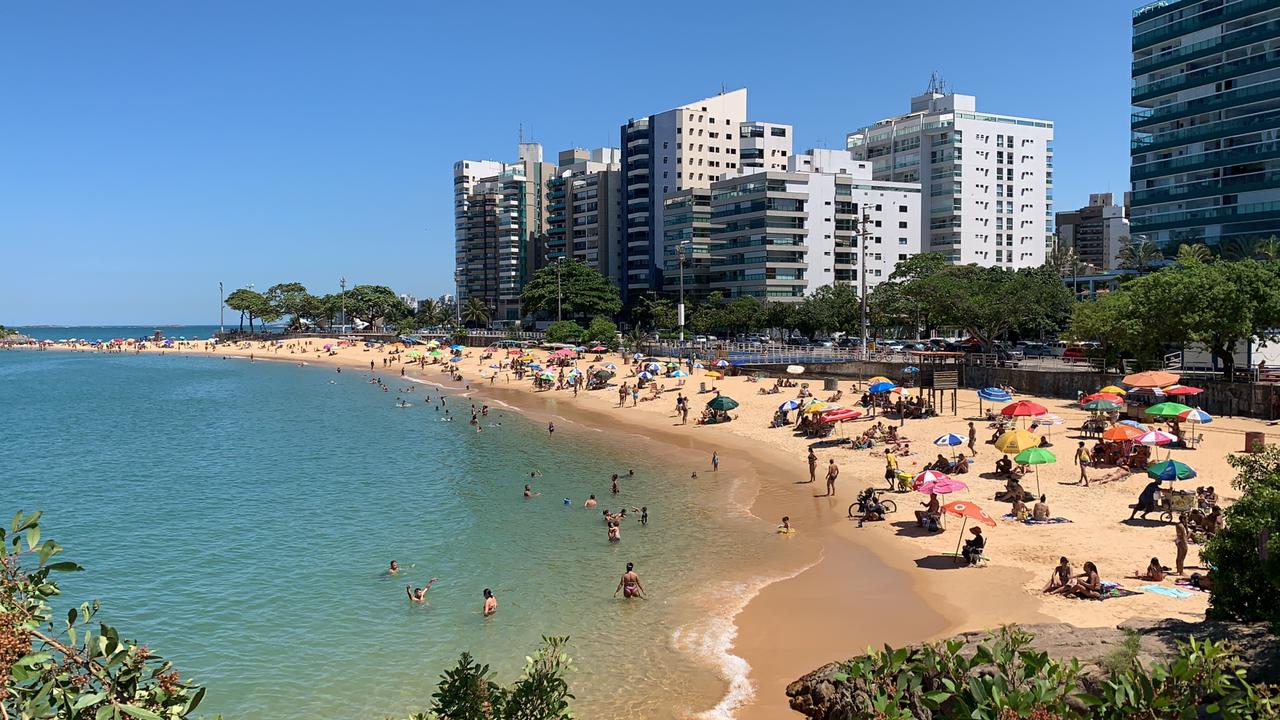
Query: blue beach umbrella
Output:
[[671, 370, 689, 377], [933, 433, 965, 447], [638, 371, 654, 380], [528, 363, 543, 371], [903, 366, 920, 374], [693, 362, 705, 369], [567, 368, 582, 376], [778, 399, 801, 411], [977, 387, 1012, 402], [450, 344, 465, 351], [714, 359, 730, 368], [1119, 419, 1150, 431], [448, 356, 462, 363], [869, 381, 897, 394], [646, 362, 663, 372]]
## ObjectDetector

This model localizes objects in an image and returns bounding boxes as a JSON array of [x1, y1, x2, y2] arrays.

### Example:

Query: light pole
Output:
[[218, 281, 224, 336], [453, 269, 462, 326], [678, 240, 691, 367], [856, 210, 871, 361], [339, 276, 347, 334], [555, 257, 564, 322]]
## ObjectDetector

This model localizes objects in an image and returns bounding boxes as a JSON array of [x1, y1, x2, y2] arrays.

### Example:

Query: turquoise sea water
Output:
[[13, 325, 228, 342], [1, 349, 798, 718]]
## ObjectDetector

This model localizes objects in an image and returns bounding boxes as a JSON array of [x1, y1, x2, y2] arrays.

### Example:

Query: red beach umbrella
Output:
[[1000, 400, 1047, 420], [1163, 384, 1203, 396]]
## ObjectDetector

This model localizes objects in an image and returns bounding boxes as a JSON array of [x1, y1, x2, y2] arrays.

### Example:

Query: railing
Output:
[[1165, 351, 1184, 370], [640, 341, 857, 364]]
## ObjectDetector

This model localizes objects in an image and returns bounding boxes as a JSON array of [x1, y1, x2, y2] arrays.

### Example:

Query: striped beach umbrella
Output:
[[933, 433, 965, 447], [1178, 407, 1212, 424]]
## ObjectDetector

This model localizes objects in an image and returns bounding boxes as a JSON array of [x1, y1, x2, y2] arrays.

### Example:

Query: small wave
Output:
[[672, 553, 822, 720]]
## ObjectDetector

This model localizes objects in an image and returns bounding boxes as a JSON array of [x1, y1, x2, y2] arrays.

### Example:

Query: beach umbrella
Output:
[[1082, 392, 1123, 404], [567, 367, 582, 376], [705, 370, 723, 379], [520, 354, 537, 361], [1102, 424, 1144, 442], [903, 366, 920, 374], [867, 376, 892, 385], [868, 381, 897, 394], [693, 362, 705, 369], [914, 474, 968, 496], [667, 362, 679, 368], [633, 353, 644, 360], [933, 433, 965, 447], [1014, 447, 1056, 495], [778, 399, 802, 411], [527, 363, 542, 371], [590, 346, 607, 352], [507, 348, 522, 355], [1163, 384, 1204, 396], [1100, 385, 1127, 395], [1001, 400, 1046, 417], [425, 340, 440, 347], [1147, 401, 1193, 418], [786, 365, 805, 375], [638, 371, 654, 380], [604, 363, 618, 370], [450, 344, 465, 351], [820, 408, 860, 423], [913, 469, 954, 486], [1036, 413, 1065, 438], [1123, 370, 1180, 388], [941, 500, 996, 562], [1119, 419, 1150, 431], [324, 343, 333, 350], [593, 369, 614, 381], [1082, 399, 1122, 413], [671, 370, 689, 377], [1137, 430, 1176, 446], [994, 429, 1040, 454], [977, 387, 1012, 402], [646, 362, 663, 372], [803, 401, 829, 414], [538, 371, 556, 381], [714, 359, 730, 368], [1148, 459, 1196, 481], [448, 356, 462, 363], [707, 396, 739, 412], [1178, 407, 1212, 424]]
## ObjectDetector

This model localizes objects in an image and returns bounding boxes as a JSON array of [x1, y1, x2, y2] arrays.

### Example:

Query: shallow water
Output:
[[1, 350, 802, 718]]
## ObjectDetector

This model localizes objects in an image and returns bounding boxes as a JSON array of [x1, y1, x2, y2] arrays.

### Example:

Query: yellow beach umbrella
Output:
[[705, 370, 723, 379], [867, 376, 891, 385], [804, 401, 830, 414], [994, 429, 1041, 454], [1100, 385, 1127, 395]]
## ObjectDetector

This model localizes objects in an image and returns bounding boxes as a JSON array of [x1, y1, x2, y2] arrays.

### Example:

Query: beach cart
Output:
[[1157, 488, 1197, 523]]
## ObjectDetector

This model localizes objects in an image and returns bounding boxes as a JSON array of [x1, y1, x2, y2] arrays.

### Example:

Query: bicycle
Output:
[[849, 488, 897, 519]]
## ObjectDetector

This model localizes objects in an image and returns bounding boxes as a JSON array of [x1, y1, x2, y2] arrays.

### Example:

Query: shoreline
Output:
[[20, 339, 1243, 718]]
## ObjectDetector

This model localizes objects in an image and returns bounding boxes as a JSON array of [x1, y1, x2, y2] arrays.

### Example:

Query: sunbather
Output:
[[1133, 557, 1166, 582], [1069, 562, 1102, 600], [1032, 495, 1051, 521], [1043, 556, 1073, 593]]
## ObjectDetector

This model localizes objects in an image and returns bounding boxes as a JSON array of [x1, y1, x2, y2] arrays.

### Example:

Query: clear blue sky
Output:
[[1, 1, 1136, 324]]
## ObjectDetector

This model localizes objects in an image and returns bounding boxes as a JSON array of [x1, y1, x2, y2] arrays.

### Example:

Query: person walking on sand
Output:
[[807, 447, 818, 483], [883, 449, 898, 490], [967, 422, 977, 455], [1175, 514, 1190, 575], [824, 459, 840, 497], [482, 588, 498, 616], [1074, 441, 1090, 486], [615, 562, 646, 599], [682, 402, 690, 425], [711, 451, 720, 472]]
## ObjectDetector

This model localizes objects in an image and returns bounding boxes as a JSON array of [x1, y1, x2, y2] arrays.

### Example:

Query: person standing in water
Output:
[[405, 577, 439, 603], [611, 474, 620, 495], [712, 451, 719, 472], [825, 459, 840, 497], [482, 588, 498, 616], [614, 562, 645, 599]]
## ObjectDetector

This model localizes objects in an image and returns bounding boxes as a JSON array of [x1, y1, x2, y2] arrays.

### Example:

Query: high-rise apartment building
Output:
[[546, 148, 623, 279], [661, 187, 718, 304], [453, 143, 555, 323], [703, 149, 921, 303], [846, 90, 1054, 269], [739, 121, 793, 171], [1130, 0, 1280, 251], [1056, 193, 1132, 270], [619, 89, 750, 300]]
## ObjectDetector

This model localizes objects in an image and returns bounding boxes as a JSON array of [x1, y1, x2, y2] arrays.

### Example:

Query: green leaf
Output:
[[94, 704, 116, 720], [26, 524, 40, 551], [120, 705, 163, 720], [925, 691, 953, 704], [72, 692, 108, 711], [46, 561, 83, 572], [15, 650, 52, 667]]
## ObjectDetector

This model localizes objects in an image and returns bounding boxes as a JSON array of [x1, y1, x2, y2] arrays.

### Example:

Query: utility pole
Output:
[[856, 209, 871, 361], [556, 258, 563, 322], [339, 276, 347, 334], [218, 281, 224, 337], [453, 269, 462, 326], [677, 241, 689, 345]]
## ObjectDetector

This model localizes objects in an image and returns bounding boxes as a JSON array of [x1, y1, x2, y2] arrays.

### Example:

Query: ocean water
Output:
[[0, 350, 801, 719], [13, 325, 228, 342]]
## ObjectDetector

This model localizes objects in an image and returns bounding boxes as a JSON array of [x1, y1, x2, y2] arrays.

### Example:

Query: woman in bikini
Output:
[[1133, 557, 1165, 582], [1043, 557, 1073, 593], [1070, 562, 1102, 599], [614, 562, 645, 599]]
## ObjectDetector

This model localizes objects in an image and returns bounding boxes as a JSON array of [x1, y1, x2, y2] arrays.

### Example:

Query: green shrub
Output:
[[1201, 446, 1280, 625], [543, 321, 584, 345], [422, 636, 574, 720]]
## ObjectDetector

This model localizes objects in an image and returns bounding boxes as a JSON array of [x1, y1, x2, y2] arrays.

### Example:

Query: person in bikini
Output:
[[1133, 557, 1166, 582], [1043, 557, 1073, 593], [614, 562, 646, 599]]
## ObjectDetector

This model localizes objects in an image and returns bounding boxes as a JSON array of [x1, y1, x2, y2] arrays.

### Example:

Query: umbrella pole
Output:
[[953, 517, 968, 564], [1035, 466, 1041, 497]]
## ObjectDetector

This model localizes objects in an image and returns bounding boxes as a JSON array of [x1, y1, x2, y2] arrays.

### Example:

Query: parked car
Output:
[[1062, 346, 1087, 362]]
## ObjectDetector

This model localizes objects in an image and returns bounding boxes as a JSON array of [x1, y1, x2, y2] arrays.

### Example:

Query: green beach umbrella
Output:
[[429, 350, 443, 357], [706, 396, 739, 412], [1147, 459, 1196, 481], [1013, 447, 1057, 496], [538, 372, 556, 381], [1082, 399, 1121, 412], [1146, 401, 1193, 418]]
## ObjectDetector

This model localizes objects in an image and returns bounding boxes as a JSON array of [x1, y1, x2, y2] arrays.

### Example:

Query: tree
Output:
[[520, 260, 621, 321], [917, 265, 1072, 349], [584, 316, 618, 349], [543, 320, 585, 345], [461, 297, 491, 328], [264, 282, 316, 332], [630, 296, 676, 332], [1201, 446, 1280, 625], [340, 285, 405, 331], [719, 295, 765, 336], [225, 287, 268, 334], [416, 298, 446, 328], [1174, 243, 1213, 264], [1116, 238, 1163, 271], [688, 292, 725, 336], [798, 283, 861, 337], [3, 511, 209, 718]]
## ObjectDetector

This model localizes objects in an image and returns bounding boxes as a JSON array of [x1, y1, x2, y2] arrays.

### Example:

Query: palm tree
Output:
[[1256, 235, 1280, 261], [1174, 242, 1213, 264], [416, 298, 444, 328], [461, 297, 491, 328], [1116, 238, 1163, 272]]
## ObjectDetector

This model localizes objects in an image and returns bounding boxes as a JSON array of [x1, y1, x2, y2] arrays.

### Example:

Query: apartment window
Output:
[[875, 204, 882, 211], [899, 238, 908, 245], [663, 186, 668, 193], [874, 220, 882, 228], [898, 205, 907, 212], [898, 221, 908, 229], [899, 253, 908, 260], [770, 127, 787, 137], [662, 142, 668, 149], [663, 157, 668, 163], [663, 172, 668, 178]]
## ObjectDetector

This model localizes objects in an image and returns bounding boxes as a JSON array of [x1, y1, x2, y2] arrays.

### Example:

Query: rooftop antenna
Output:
[[518, 123, 524, 144], [926, 71, 948, 96], [720, 82, 725, 95]]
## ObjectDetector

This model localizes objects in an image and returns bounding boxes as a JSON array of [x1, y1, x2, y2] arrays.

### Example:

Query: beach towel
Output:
[[1098, 581, 1140, 600], [1139, 584, 1192, 599], [1001, 514, 1073, 525]]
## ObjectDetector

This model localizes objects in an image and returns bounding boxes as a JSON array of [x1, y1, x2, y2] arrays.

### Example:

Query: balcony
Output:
[[1132, 50, 1280, 103], [1133, 19, 1280, 75], [1132, 79, 1280, 128], [1132, 140, 1280, 179], [1133, 0, 1274, 52], [1131, 170, 1280, 205], [1131, 199, 1280, 232], [1132, 108, 1280, 151]]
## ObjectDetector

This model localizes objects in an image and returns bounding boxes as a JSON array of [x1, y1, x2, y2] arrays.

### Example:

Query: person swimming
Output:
[[524, 483, 540, 497], [388, 560, 400, 576], [482, 588, 497, 616], [406, 577, 439, 603], [585, 494, 597, 508], [614, 562, 645, 599]]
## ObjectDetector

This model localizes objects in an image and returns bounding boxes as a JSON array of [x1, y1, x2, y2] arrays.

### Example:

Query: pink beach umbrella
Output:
[[1137, 430, 1176, 446], [913, 475, 968, 496]]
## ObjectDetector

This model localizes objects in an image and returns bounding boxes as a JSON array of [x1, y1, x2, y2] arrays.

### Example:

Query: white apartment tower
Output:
[[847, 89, 1054, 268]]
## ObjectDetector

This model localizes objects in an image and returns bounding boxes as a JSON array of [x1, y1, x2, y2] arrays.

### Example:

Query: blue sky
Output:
[[1, 1, 1136, 324]]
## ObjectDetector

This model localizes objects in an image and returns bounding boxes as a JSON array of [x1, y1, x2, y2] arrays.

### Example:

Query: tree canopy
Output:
[[520, 260, 621, 321]]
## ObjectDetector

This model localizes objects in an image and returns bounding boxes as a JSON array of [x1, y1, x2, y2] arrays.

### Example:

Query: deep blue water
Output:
[[1, 350, 787, 718]]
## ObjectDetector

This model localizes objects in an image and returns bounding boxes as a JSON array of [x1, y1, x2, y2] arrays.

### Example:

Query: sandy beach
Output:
[[25, 337, 1255, 718]]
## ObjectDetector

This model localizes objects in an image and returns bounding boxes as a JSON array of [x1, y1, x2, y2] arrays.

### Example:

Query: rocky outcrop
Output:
[[786, 619, 1279, 720]]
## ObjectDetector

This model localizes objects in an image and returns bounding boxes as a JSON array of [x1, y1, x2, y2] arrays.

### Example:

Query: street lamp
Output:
[[677, 240, 691, 344], [555, 257, 563, 322], [339, 276, 347, 334], [218, 281, 224, 337], [453, 269, 462, 326], [856, 210, 871, 361]]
